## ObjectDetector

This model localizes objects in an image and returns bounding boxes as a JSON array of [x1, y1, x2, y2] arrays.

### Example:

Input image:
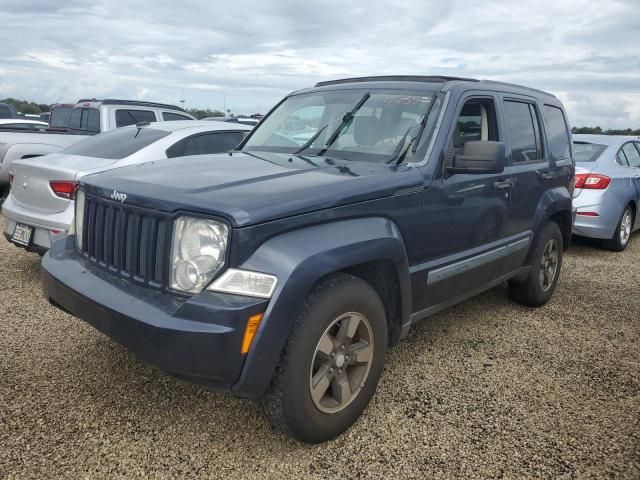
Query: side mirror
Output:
[[447, 141, 506, 175]]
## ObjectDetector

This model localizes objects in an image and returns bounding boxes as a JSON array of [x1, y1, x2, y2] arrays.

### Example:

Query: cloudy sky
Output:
[[0, 0, 638, 128]]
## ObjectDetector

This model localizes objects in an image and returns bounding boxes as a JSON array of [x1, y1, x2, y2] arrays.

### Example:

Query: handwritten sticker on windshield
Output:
[[383, 96, 431, 105]]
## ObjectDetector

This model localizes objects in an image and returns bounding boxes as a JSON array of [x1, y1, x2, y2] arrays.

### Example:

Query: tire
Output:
[[602, 205, 634, 252], [261, 273, 388, 444], [509, 221, 563, 307]]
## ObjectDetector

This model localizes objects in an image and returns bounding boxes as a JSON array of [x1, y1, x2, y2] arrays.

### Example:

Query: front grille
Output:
[[79, 194, 172, 290]]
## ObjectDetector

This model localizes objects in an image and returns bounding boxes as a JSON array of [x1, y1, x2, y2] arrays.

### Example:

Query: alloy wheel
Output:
[[539, 238, 559, 292], [309, 312, 374, 414]]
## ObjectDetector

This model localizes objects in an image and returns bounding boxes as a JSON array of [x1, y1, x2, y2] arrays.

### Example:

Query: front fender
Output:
[[231, 217, 410, 398]]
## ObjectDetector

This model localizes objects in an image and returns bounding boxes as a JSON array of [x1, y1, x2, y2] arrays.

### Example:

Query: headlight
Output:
[[75, 189, 85, 251], [170, 216, 229, 294]]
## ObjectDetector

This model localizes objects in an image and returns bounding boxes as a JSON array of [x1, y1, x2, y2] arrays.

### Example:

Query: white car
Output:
[[0, 119, 49, 131], [2, 120, 251, 253]]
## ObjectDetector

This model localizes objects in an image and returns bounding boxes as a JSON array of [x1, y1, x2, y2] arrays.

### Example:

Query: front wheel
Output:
[[261, 273, 387, 444], [602, 205, 634, 252], [509, 221, 563, 307]]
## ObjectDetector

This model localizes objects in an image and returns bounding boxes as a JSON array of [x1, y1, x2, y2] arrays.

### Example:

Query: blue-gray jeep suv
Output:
[[42, 76, 575, 443]]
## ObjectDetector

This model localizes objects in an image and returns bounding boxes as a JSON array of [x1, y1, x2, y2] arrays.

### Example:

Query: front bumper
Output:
[[42, 236, 269, 394]]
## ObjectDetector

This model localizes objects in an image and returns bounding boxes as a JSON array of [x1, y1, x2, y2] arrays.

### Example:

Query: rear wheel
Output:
[[602, 205, 634, 252], [261, 273, 387, 444], [509, 221, 563, 307]]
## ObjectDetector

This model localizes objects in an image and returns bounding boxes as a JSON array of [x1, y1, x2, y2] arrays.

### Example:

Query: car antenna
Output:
[[134, 121, 150, 137]]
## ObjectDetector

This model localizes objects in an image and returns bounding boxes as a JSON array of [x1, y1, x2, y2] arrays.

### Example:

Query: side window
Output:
[[166, 132, 244, 158], [69, 108, 82, 129], [115, 109, 156, 127], [87, 109, 100, 133], [451, 98, 499, 152], [80, 109, 89, 130], [0, 106, 11, 118], [542, 105, 571, 161], [621, 142, 640, 167], [503, 100, 544, 163], [162, 112, 191, 121], [616, 150, 629, 166]]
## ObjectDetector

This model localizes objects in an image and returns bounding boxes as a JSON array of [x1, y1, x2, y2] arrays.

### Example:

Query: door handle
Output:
[[539, 171, 555, 180], [494, 179, 514, 190]]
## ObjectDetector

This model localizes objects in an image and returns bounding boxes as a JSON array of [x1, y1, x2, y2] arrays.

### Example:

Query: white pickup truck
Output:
[[0, 99, 195, 197]]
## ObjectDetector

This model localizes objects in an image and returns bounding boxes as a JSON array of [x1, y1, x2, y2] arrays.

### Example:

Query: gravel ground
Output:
[[1, 217, 639, 479]]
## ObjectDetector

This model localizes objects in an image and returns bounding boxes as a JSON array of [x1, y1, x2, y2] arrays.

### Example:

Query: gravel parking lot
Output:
[[0, 217, 638, 479]]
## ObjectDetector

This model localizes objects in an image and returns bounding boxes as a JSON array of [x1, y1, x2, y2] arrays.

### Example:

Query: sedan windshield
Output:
[[243, 89, 441, 163]]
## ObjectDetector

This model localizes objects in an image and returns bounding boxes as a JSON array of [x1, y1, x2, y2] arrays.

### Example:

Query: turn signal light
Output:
[[241, 313, 264, 354], [574, 173, 611, 190], [8, 173, 13, 185], [49, 181, 77, 200]]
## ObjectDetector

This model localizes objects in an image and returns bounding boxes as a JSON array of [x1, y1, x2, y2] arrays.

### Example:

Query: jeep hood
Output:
[[81, 151, 425, 227]]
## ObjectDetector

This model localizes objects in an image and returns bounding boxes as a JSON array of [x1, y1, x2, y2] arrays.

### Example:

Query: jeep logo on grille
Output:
[[110, 190, 127, 203]]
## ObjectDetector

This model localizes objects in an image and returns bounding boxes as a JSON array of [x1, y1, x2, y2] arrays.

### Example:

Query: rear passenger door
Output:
[[500, 97, 550, 237], [166, 131, 245, 158]]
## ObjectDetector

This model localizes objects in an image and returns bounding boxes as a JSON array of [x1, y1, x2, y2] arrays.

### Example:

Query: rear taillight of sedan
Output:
[[49, 181, 77, 200], [574, 173, 611, 190]]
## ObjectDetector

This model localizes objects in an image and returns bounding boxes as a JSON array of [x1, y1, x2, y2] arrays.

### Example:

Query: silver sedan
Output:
[[2, 121, 251, 253], [572, 134, 640, 251]]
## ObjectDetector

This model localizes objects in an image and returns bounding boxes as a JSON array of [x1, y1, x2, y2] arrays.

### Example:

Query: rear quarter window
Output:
[[60, 127, 170, 159], [543, 105, 571, 161], [162, 112, 192, 121]]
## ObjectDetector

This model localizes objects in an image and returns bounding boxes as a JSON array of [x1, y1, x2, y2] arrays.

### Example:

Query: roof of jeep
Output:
[[302, 75, 556, 99]]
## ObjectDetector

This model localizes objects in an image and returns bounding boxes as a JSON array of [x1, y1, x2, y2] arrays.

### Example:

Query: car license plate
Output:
[[12, 223, 33, 246]]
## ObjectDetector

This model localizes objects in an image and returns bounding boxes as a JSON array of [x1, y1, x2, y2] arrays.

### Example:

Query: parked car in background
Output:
[[3, 120, 251, 253], [0, 103, 20, 119], [41, 75, 574, 443], [0, 99, 194, 197], [572, 134, 640, 251], [0, 119, 49, 131]]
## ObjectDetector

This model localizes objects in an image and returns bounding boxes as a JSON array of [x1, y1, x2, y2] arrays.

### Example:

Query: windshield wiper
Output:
[[387, 97, 437, 166], [317, 92, 371, 156], [293, 123, 330, 155], [386, 124, 420, 165], [410, 97, 436, 154]]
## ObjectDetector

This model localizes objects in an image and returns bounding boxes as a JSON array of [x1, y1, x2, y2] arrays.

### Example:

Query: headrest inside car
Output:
[[354, 115, 380, 146]]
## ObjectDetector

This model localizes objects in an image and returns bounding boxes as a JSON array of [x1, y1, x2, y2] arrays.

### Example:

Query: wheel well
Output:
[[341, 260, 403, 347], [549, 210, 572, 250]]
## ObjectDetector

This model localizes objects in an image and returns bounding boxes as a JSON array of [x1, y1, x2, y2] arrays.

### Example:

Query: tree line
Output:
[[571, 126, 640, 136]]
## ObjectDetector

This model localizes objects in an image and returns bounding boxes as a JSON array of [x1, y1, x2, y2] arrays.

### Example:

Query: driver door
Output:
[[414, 93, 517, 312]]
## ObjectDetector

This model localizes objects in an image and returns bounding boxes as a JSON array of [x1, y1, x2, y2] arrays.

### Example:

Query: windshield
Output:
[[60, 127, 170, 159], [243, 89, 440, 163], [49, 107, 73, 128], [573, 142, 607, 162]]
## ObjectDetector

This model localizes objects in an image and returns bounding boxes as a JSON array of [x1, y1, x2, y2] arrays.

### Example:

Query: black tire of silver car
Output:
[[603, 205, 634, 252], [509, 221, 563, 307], [261, 273, 388, 444]]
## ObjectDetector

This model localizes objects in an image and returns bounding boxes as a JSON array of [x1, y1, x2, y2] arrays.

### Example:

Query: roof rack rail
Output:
[[478, 80, 556, 98], [74, 99, 189, 113], [315, 75, 479, 87]]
